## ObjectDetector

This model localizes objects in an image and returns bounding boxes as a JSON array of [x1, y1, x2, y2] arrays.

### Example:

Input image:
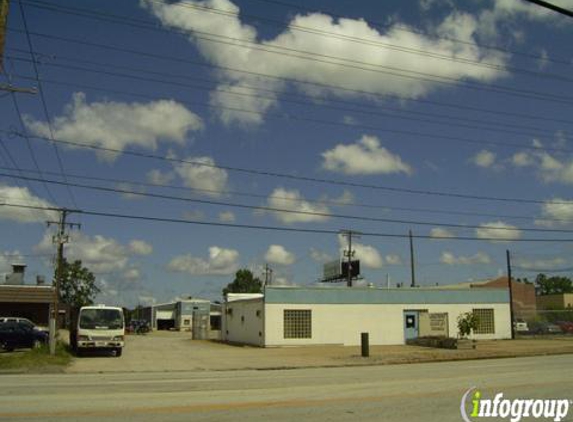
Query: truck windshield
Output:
[[79, 309, 124, 330]]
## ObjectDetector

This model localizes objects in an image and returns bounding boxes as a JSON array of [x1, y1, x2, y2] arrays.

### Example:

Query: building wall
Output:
[[264, 303, 511, 346], [537, 293, 573, 310], [474, 277, 536, 319], [223, 299, 264, 346]]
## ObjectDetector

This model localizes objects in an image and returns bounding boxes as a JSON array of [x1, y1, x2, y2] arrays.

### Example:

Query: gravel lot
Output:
[[64, 330, 573, 373]]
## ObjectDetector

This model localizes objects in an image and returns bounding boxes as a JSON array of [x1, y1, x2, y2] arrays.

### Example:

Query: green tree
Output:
[[457, 312, 480, 338], [535, 274, 573, 296], [58, 259, 100, 308], [223, 269, 262, 296]]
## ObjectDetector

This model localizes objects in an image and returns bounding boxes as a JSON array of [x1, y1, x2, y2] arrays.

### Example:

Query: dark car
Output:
[[555, 321, 573, 334], [0, 321, 48, 352], [528, 321, 563, 335]]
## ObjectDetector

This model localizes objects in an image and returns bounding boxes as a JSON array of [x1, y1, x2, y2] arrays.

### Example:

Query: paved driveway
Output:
[[65, 330, 573, 373]]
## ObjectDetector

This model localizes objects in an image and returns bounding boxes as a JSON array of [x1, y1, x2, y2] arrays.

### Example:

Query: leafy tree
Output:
[[58, 259, 100, 308], [535, 274, 573, 296], [457, 312, 480, 338], [223, 269, 262, 296]]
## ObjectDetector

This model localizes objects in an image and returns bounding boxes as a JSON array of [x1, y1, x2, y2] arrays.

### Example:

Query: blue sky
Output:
[[1, 0, 572, 307]]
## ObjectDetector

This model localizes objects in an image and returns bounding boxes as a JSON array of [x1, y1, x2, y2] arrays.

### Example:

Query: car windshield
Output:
[[79, 309, 124, 330]]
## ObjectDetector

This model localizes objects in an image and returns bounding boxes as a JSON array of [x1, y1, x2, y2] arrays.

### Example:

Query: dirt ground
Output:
[[64, 330, 573, 373]]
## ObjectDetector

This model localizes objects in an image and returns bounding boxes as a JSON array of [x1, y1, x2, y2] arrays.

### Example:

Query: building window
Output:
[[283, 309, 312, 339], [473, 309, 495, 334], [183, 319, 190, 326]]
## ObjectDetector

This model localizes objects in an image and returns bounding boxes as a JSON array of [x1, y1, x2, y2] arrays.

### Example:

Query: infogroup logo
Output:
[[460, 387, 571, 422]]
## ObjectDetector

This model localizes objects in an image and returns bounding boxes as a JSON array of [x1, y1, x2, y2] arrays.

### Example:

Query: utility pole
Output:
[[341, 230, 360, 287], [263, 264, 273, 287], [46, 208, 80, 355], [0, 0, 9, 72], [409, 230, 416, 288], [506, 250, 516, 340], [0, 0, 36, 94]]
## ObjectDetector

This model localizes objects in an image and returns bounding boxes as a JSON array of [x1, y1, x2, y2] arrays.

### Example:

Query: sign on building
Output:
[[419, 312, 449, 337]]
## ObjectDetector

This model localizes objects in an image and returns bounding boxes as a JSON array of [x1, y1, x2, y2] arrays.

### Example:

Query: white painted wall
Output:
[[223, 298, 264, 346], [263, 303, 511, 346]]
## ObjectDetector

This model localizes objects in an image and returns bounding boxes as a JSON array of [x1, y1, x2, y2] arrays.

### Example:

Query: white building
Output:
[[222, 286, 511, 347]]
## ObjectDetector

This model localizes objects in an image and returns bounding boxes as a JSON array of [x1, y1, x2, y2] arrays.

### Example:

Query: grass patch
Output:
[[0, 342, 72, 372]]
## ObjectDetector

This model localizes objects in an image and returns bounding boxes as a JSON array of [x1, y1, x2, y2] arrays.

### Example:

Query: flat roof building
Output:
[[223, 286, 511, 347]]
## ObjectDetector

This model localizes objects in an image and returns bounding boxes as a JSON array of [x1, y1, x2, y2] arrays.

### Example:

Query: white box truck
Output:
[[70, 305, 125, 357]]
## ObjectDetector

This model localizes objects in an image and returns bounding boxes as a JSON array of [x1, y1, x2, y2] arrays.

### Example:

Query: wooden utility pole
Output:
[[0, 0, 9, 72], [46, 209, 80, 355], [263, 264, 273, 287], [506, 250, 516, 340], [341, 230, 360, 287], [409, 230, 416, 287]]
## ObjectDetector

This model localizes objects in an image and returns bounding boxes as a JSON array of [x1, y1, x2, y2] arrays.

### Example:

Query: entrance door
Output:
[[404, 311, 419, 341]]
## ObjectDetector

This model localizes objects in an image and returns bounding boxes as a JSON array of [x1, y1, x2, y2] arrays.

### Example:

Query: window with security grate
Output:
[[283, 309, 312, 339], [473, 308, 495, 334]]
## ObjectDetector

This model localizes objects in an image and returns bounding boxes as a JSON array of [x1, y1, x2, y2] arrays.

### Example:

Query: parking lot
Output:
[[64, 330, 573, 374]]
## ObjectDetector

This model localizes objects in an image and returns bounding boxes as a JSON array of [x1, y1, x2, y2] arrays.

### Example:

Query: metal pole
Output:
[[0, 0, 9, 72], [506, 250, 515, 340], [361, 332, 369, 357], [347, 232, 352, 287], [409, 230, 416, 287]]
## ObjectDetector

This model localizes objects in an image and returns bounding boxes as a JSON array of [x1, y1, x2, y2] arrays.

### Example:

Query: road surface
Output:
[[0, 355, 571, 422]]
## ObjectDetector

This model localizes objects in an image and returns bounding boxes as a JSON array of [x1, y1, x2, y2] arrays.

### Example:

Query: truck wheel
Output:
[[115, 348, 122, 357]]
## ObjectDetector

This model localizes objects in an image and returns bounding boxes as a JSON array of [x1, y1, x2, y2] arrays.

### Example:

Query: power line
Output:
[[5, 129, 573, 206], [16, 0, 77, 208], [246, 0, 573, 66], [23, 0, 573, 84], [10, 4, 573, 106], [3, 164, 571, 225], [2, 201, 573, 242], [7, 51, 566, 141], [9, 29, 573, 127], [4, 170, 573, 234], [522, 0, 573, 18], [6, 67, 573, 156]]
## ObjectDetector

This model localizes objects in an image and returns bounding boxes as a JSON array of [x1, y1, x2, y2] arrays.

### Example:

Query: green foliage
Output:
[[59, 259, 100, 308], [535, 274, 573, 296], [223, 269, 262, 296], [0, 342, 72, 371], [457, 312, 480, 338]]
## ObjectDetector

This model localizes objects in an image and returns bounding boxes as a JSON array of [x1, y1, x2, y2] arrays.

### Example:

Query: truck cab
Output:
[[72, 305, 125, 357]]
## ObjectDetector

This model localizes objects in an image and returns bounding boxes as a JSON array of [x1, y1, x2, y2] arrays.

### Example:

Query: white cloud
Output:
[[129, 240, 153, 256], [535, 198, 573, 227], [322, 135, 412, 175], [430, 227, 456, 238], [265, 245, 295, 266], [472, 150, 496, 168], [166, 246, 239, 275], [385, 254, 402, 265], [35, 231, 148, 274], [173, 156, 229, 197], [142, 0, 506, 125], [122, 268, 141, 281], [475, 221, 522, 242], [138, 295, 157, 306], [511, 149, 573, 185], [440, 251, 491, 266], [514, 256, 567, 271], [0, 185, 57, 223], [147, 169, 175, 185], [24, 92, 203, 161], [183, 209, 206, 220], [267, 188, 329, 224], [339, 235, 383, 269], [309, 248, 332, 263], [218, 211, 236, 223]]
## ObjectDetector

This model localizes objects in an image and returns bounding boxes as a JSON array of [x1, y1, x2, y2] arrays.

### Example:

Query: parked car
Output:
[[513, 319, 529, 333], [527, 321, 563, 335], [0, 321, 48, 352], [555, 321, 573, 334], [0, 317, 48, 334]]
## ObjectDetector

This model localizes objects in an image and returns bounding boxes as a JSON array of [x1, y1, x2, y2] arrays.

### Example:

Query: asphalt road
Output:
[[0, 355, 571, 422]]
